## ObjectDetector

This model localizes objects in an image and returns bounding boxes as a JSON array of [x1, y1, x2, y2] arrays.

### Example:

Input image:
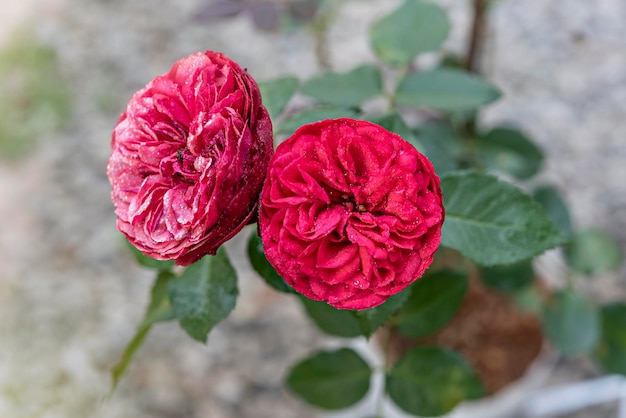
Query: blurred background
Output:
[[0, 0, 625, 417]]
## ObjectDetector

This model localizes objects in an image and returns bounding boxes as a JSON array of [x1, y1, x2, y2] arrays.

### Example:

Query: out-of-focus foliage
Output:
[[0, 31, 70, 160]]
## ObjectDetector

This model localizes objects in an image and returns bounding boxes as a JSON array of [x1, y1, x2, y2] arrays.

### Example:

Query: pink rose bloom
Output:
[[259, 118, 444, 310], [107, 51, 273, 266]]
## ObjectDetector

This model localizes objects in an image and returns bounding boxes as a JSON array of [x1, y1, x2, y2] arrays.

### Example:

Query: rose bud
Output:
[[259, 118, 444, 310], [107, 51, 273, 266]]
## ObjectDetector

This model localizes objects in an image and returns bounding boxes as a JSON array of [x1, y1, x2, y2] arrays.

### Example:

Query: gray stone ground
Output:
[[0, 0, 625, 417]]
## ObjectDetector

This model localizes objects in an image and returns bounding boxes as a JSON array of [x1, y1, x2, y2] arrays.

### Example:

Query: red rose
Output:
[[259, 119, 444, 310], [107, 51, 273, 266]]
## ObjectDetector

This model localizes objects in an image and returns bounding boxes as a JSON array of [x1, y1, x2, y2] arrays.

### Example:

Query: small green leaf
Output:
[[367, 113, 424, 153], [480, 261, 534, 294], [301, 65, 383, 107], [533, 185, 573, 237], [564, 229, 623, 276], [167, 248, 238, 343], [127, 241, 175, 271], [416, 121, 463, 174], [370, 0, 451, 67], [353, 287, 411, 337], [473, 127, 544, 180], [110, 271, 176, 393], [594, 303, 626, 375], [247, 231, 293, 293], [393, 270, 468, 338], [258, 76, 299, 120], [396, 68, 501, 112], [300, 297, 364, 338], [543, 291, 600, 356], [286, 348, 372, 410], [440, 171, 567, 266], [386, 346, 484, 416], [512, 286, 544, 314], [277, 107, 358, 137], [141, 271, 177, 326]]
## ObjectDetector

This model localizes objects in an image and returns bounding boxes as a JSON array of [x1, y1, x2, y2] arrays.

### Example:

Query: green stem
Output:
[[372, 326, 394, 417], [311, 1, 338, 70], [385, 65, 409, 113]]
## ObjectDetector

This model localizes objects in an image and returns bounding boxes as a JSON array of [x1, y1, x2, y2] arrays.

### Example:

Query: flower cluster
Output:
[[107, 52, 444, 308]]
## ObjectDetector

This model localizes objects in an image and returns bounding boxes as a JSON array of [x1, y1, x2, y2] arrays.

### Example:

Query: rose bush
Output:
[[259, 118, 445, 310], [107, 51, 273, 266]]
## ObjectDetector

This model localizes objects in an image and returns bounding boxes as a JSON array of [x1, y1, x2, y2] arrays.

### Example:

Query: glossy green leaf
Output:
[[543, 291, 600, 356], [110, 271, 176, 393], [247, 232, 293, 293], [258, 76, 299, 120], [370, 0, 450, 67], [416, 121, 463, 174], [167, 248, 238, 343], [480, 260, 534, 294], [564, 229, 623, 276], [396, 69, 501, 112], [473, 127, 543, 180], [368, 113, 424, 153], [127, 241, 175, 272], [301, 65, 382, 107], [300, 297, 363, 338], [393, 270, 468, 338], [277, 107, 358, 137], [440, 171, 567, 266], [386, 347, 484, 416], [353, 287, 411, 337], [287, 348, 372, 409], [533, 185, 573, 237], [594, 303, 626, 375]]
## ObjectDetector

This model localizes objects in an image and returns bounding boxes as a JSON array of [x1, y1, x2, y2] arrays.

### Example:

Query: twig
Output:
[[465, 0, 488, 73]]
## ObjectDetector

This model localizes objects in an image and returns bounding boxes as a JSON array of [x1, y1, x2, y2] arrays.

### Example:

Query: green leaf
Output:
[[127, 241, 175, 272], [300, 65, 383, 107], [393, 270, 468, 338], [367, 113, 424, 153], [300, 297, 364, 338], [512, 286, 544, 314], [533, 185, 573, 237], [543, 291, 600, 356], [247, 231, 293, 293], [594, 303, 626, 375], [353, 287, 411, 337], [141, 271, 177, 326], [564, 229, 623, 276], [286, 348, 372, 410], [277, 107, 358, 137], [473, 127, 544, 180], [167, 248, 238, 343], [479, 260, 534, 294], [110, 271, 176, 393], [396, 68, 501, 112], [440, 171, 567, 266], [258, 76, 299, 120], [301, 287, 410, 338], [386, 346, 484, 416], [415, 121, 463, 174], [370, 0, 450, 67]]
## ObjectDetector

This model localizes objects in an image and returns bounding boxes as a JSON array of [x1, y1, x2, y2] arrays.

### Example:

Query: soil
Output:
[[388, 278, 544, 395]]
